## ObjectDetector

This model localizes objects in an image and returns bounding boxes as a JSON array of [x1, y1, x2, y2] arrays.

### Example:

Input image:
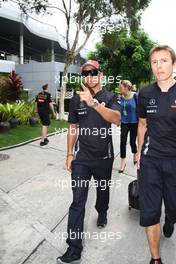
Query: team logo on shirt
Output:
[[147, 98, 157, 113], [80, 101, 85, 108], [149, 98, 156, 105], [170, 100, 176, 108]]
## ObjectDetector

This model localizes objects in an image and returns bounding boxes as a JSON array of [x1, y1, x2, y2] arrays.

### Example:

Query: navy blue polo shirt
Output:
[[68, 89, 120, 161], [138, 82, 176, 158], [35, 91, 52, 113]]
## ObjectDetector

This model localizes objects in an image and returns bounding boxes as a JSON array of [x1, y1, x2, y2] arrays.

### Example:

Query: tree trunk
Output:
[[58, 51, 73, 120]]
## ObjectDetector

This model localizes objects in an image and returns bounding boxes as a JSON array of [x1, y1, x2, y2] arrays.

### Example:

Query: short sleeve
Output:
[[138, 90, 146, 118], [107, 93, 120, 112], [68, 97, 78, 124], [48, 93, 52, 103]]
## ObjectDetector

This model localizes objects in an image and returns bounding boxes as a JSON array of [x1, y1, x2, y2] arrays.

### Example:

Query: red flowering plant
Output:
[[8, 71, 24, 102]]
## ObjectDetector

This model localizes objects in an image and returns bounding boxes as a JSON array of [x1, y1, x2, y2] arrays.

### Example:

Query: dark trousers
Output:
[[139, 156, 176, 226], [120, 123, 138, 159], [66, 158, 113, 252]]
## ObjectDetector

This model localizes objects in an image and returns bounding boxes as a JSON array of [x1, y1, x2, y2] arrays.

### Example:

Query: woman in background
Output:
[[118, 80, 138, 173]]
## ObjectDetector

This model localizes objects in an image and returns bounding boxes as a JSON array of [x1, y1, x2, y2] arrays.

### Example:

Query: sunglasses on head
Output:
[[81, 69, 99, 77]]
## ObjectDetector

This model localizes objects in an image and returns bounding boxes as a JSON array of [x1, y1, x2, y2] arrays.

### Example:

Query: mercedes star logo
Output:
[[149, 99, 156, 105]]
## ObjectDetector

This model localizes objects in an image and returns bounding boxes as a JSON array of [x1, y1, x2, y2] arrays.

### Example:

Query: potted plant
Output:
[[0, 121, 10, 133], [8, 103, 23, 128], [28, 101, 39, 126], [15, 101, 39, 126], [9, 116, 20, 128], [0, 102, 23, 130], [29, 116, 39, 126]]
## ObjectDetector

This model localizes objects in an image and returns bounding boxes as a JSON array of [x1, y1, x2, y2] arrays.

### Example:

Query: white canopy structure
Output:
[[0, 1, 88, 59]]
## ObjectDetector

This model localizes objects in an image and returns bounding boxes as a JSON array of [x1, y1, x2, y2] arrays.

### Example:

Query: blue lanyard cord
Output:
[[123, 100, 128, 116]]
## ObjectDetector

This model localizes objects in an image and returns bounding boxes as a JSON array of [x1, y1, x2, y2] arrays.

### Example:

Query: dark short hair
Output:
[[149, 45, 176, 64], [42, 84, 48, 90]]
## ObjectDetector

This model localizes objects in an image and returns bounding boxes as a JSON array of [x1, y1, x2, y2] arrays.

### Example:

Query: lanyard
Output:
[[123, 100, 128, 116]]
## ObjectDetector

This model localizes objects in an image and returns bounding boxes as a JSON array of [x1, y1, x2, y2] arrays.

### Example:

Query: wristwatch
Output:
[[92, 101, 99, 109]]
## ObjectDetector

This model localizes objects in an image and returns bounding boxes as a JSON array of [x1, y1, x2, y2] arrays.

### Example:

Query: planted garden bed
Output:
[[0, 119, 68, 148]]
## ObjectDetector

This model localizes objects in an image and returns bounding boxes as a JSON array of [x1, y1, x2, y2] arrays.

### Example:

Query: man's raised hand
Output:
[[76, 84, 94, 107]]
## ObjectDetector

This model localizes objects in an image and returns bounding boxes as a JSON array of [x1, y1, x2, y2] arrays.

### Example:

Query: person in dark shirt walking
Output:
[[137, 45, 176, 264], [35, 84, 56, 146], [56, 60, 121, 264]]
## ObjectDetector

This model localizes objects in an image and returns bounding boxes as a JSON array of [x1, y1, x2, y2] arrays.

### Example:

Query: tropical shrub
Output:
[[0, 102, 24, 122], [0, 76, 11, 103], [0, 101, 36, 124], [0, 71, 24, 103], [8, 71, 24, 102], [15, 101, 36, 124]]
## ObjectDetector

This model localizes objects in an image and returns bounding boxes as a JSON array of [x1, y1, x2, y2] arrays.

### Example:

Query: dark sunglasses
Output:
[[81, 69, 99, 77]]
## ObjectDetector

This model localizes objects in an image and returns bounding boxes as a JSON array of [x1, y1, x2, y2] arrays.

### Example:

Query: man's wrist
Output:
[[67, 153, 74, 157], [91, 101, 99, 109], [138, 145, 142, 152]]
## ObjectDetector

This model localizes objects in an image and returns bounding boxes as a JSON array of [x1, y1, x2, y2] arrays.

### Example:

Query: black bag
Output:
[[128, 170, 140, 210]]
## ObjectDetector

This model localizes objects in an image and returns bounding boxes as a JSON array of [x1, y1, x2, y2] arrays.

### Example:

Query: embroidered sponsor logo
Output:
[[147, 109, 157, 113], [78, 107, 87, 115], [149, 98, 156, 105], [78, 111, 87, 115], [170, 100, 176, 108]]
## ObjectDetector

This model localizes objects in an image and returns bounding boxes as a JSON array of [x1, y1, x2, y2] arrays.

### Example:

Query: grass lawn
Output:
[[0, 119, 68, 148]]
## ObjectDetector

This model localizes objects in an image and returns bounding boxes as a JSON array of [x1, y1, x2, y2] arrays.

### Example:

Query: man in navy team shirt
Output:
[[35, 84, 56, 146], [137, 45, 176, 264], [57, 60, 121, 264]]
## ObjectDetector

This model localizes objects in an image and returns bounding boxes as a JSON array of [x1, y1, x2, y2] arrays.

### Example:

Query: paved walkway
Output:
[[0, 126, 175, 264]]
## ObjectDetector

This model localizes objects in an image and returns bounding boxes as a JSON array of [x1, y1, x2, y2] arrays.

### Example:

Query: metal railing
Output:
[[57, 90, 74, 99]]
